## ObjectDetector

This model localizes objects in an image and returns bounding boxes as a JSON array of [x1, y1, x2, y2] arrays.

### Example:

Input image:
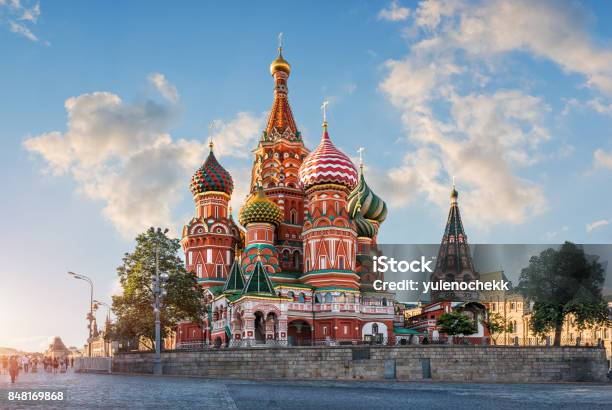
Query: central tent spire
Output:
[[264, 34, 299, 141]]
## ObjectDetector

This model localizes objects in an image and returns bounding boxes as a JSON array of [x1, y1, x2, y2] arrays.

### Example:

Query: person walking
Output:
[[21, 355, 29, 373], [1, 356, 8, 375], [52, 357, 59, 374], [9, 356, 19, 383]]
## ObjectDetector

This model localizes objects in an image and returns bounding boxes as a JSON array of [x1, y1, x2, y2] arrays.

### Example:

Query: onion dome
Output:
[[451, 185, 459, 203], [270, 47, 291, 76], [298, 124, 358, 191], [190, 143, 234, 196], [347, 167, 388, 223], [354, 211, 377, 239], [238, 186, 283, 227]]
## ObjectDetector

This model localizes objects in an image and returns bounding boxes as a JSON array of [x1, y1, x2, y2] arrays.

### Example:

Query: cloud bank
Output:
[[24, 76, 264, 239]]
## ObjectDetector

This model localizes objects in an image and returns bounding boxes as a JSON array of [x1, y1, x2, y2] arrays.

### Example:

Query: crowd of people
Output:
[[1, 354, 74, 383]]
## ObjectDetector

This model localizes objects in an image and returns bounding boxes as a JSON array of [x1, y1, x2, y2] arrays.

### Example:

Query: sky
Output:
[[2, 0, 612, 351]]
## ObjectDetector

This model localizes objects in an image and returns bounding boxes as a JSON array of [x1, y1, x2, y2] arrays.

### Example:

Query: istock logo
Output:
[[373, 256, 434, 273]]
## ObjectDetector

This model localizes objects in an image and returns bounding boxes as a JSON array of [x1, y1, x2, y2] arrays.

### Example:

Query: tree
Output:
[[481, 312, 511, 345], [517, 242, 610, 346], [108, 227, 206, 350], [436, 312, 477, 344]]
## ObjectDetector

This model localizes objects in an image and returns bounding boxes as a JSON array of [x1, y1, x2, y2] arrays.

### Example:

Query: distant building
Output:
[[45, 337, 71, 359]]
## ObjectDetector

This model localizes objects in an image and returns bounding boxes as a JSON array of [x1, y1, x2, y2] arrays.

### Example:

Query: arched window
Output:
[[382, 298, 388, 306], [324, 293, 332, 303], [315, 294, 322, 304], [287, 291, 295, 301], [298, 293, 305, 303], [290, 209, 297, 224], [293, 251, 300, 269], [372, 323, 379, 334]]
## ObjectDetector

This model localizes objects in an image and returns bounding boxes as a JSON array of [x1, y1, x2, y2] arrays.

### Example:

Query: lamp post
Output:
[[152, 228, 169, 376], [68, 271, 94, 357]]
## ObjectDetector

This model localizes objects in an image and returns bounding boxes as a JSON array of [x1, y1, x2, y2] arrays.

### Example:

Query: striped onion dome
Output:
[[238, 186, 283, 227], [354, 211, 376, 239], [347, 168, 388, 223], [298, 124, 358, 190], [190, 145, 234, 196]]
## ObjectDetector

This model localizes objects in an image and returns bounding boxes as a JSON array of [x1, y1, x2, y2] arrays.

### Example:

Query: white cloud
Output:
[[587, 219, 611, 233], [24, 80, 264, 239], [20, 1, 39, 23], [379, 1, 411, 22], [148, 72, 179, 103], [587, 98, 612, 116], [593, 148, 612, 170], [415, 0, 612, 95], [379, 60, 549, 227], [2, 0, 42, 42], [9, 20, 37, 41], [375, 0, 612, 229]]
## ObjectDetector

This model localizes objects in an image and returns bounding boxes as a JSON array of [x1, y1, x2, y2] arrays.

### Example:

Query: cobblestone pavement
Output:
[[0, 369, 611, 409]]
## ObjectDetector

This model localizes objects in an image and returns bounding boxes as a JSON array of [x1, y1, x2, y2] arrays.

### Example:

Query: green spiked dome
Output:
[[238, 186, 283, 227], [190, 143, 234, 196], [347, 169, 387, 223]]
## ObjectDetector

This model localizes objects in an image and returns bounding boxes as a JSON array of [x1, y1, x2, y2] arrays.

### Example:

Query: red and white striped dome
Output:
[[299, 126, 358, 190]]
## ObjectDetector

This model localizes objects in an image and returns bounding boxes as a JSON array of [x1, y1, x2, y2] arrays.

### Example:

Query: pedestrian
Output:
[[21, 355, 29, 373], [1, 356, 7, 375], [52, 357, 59, 374], [31, 357, 38, 373], [9, 356, 19, 383], [70, 356, 74, 368], [64, 357, 69, 371]]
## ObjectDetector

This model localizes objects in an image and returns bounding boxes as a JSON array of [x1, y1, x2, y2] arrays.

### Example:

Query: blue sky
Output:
[[2, 0, 612, 351]]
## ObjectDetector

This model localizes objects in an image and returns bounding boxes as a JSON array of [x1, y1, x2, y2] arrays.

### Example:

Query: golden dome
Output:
[[239, 186, 284, 227], [270, 47, 291, 76]]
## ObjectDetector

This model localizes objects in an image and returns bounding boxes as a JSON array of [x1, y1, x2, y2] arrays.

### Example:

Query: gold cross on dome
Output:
[[208, 122, 215, 150], [278, 32, 283, 49], [357, 147, 365, 167], [321, 100, 329, 123]]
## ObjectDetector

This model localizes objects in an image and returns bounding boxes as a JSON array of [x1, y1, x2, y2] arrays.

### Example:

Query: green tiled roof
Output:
[[243, 260, 277, 296], [223, 259, 245, 293]]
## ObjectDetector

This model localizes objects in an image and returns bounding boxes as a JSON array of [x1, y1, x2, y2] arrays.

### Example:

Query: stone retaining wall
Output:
[[112, 346, 609, 383]]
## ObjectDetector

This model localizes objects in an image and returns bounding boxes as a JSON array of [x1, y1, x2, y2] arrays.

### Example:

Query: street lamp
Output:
[[68, 271, 94, 357], [152, 228, 170, 376]]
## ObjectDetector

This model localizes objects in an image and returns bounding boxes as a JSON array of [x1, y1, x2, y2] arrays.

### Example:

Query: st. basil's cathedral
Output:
[[175, 45, 395, 347], [175, 45, 484, 348]]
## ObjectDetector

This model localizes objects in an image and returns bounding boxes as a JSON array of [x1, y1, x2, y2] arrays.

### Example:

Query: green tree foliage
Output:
[[481, 312, 511, 345], [436, 312, 477, 341], [517, 242, 610, 346], [108, 227, 206, 349]]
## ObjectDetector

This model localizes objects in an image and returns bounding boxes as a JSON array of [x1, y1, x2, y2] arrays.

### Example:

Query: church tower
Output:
[[249, 43, 309, 274], [181, 141, 241, 289], [430, 183, 480, 302], [238, 186, 284, 277], [298, 118, 359, 289]]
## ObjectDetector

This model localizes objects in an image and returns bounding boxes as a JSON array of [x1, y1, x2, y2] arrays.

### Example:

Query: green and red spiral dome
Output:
[[190, 149, 234, 196]]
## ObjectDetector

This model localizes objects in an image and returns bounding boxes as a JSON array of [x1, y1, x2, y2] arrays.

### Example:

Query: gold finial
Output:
[[270, 34, 291, 76], [321, 100, 329, 129], [451, 176, 459, 202], [357, 147, 365, 171], [208, 122, 215, 151]]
